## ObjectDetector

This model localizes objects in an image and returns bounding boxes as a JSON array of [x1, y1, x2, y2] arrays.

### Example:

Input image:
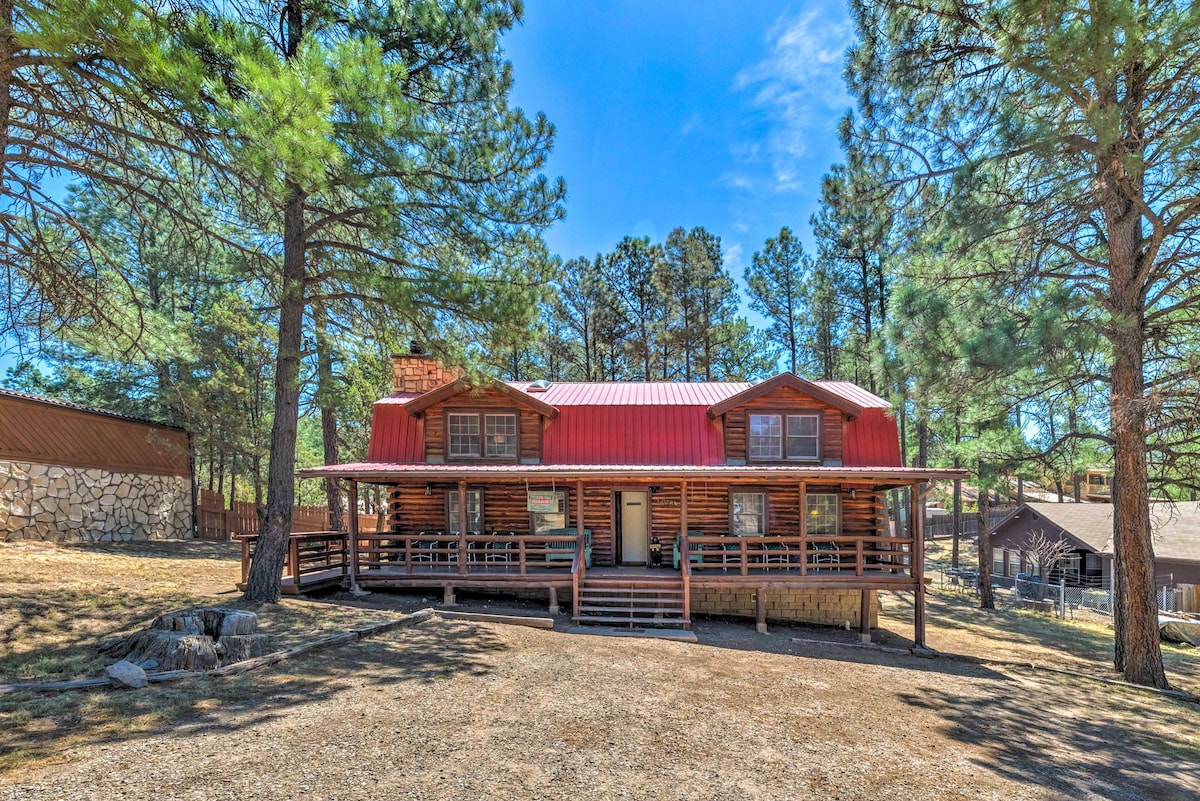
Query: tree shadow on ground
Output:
[[883, 590, 1200, 693], [897, 675, 1200, 800], [0, 617, 504, 774], [57, 540, 242, 562]]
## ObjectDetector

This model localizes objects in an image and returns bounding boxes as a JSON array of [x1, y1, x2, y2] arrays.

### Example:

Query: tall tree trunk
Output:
[[951, 417, 962, 568], [244, 0, 307, 604], [1106, 195, 1167, 688], [977, 482, 994, 610], [313, 301, 345, 532]]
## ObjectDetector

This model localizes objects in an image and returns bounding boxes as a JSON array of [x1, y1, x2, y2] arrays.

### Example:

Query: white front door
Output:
[[620, 492, 649, 564]]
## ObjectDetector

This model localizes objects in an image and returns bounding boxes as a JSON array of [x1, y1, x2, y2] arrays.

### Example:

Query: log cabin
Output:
[[291, 353, 964, 642]]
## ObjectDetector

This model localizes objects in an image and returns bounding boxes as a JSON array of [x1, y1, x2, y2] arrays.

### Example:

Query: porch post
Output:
[[680, 479, 688, 560], [457, 480, 468, 576], [798, 480, 807, 576], [347, 479, 359, 593], [574, 480, 586, 577], [913, 480, 927, 649], [860, 590, 871, 643]]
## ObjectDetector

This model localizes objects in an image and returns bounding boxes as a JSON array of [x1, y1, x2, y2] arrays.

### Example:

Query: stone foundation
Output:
[[690, 587, 878, 628], [0, 460, 192, 542]]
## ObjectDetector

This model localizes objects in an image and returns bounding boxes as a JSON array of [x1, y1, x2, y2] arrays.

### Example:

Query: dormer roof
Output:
[[705, 372, 872, 419]]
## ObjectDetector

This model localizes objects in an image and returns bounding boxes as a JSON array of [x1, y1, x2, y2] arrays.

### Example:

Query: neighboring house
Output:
[[989, 502, 1200, 588], [1083, 469, 1112, 503], [0, 389, 193, 542], [298, 353, 961, 638]]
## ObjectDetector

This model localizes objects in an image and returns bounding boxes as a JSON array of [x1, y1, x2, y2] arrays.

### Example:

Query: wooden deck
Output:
[[236, 530, 921, 597]]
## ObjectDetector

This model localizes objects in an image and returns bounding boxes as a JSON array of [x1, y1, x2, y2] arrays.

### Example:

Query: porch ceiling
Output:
[[297, 462, 967, 485]]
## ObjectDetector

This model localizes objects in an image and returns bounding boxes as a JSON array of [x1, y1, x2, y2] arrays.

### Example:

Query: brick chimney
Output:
[[392, 347, 460, 394]]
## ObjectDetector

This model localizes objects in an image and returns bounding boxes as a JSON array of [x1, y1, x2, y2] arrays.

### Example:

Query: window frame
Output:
[[992, 547, 1006, 576], [729, 491, 768, 537], [803, 492, 840, 537], [530, 489, 568, 534], [445, 408, 521, 461], [446, 489, 484, 535], [747, 411, 822, 462]]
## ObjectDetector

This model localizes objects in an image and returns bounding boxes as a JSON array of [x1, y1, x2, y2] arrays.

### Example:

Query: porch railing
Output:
[[355, 532, 588, 576], [239, 530, 349, 589], [684, 534, 914, 578]]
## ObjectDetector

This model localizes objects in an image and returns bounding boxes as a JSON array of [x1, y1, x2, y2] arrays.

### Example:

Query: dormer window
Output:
[[484, 414, 518, 458], [749, 413, 820, 461], [448, 411, 518, 459]]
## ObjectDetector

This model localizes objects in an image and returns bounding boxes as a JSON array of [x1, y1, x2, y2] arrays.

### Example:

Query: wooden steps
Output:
[[575, 575, 689, 629]]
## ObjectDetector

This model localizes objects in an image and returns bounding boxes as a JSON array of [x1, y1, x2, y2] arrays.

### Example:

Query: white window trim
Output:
[[484, 413, 518, 458], [804, 492, 839, 536], [448, 412, 482, 458], [447, 489, 484, 535], [731, 491, 768, 536]]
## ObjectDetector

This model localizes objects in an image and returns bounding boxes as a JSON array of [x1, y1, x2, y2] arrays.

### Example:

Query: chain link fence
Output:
[[939, 569, 1183, 618]]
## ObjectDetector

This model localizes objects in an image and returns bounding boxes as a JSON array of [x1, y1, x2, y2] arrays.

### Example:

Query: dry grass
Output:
[[0, 539, 1198, 799], [0, 540, 399, 772], [911, 534, 1200, 693]]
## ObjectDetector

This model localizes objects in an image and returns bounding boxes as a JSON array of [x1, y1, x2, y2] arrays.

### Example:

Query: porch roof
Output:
[[298, 461, 966, 484]]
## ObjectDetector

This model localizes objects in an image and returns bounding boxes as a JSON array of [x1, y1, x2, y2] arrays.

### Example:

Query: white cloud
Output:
[[680, 112, 703, 136], [723, 241, 745, 273], [734, 5, 854, 191]]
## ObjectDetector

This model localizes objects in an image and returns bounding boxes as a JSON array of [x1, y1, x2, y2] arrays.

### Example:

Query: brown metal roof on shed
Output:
[[0, 390, 190, 477]]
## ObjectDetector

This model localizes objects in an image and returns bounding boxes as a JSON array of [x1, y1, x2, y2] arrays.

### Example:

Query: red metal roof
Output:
[[542, 405, 725, 465], [509, 381, 751, 406], [364, 379, 901, 467], [300, 462, 963, 481], [507, 380, 891, 408], [842, 408, 903, 467], [366, 393, 424, 462]]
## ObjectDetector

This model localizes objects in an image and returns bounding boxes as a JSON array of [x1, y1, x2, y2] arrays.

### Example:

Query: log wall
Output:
[[420, 387, 543, 463], [722, 385, 845, 464], [384, 479, 888, 566]]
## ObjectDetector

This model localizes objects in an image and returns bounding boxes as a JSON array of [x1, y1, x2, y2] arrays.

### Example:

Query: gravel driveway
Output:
[[4, 616, 1197, 801]]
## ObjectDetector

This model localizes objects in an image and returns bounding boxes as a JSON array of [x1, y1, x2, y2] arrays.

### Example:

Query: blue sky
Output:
[[0, 1, 856, 380], [503, 0, 855, 279]]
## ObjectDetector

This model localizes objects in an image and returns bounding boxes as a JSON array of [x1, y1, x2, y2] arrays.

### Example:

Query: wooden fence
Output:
[[924, 507, 1015, 539], [195, 489, 374, 540]]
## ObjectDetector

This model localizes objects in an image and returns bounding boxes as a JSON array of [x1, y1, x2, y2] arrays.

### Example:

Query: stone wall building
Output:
[[0, 390, 193, 542]]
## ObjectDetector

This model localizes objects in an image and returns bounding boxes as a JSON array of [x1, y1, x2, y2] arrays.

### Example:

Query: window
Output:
[[804, 493, 839, 536], [448, 413, 481, 458], [447, 411, 518, 459], [992, 548, 1005, 576], [447, 490, 483, 535], [748, 413, 821, 461], [484, 414, 518, 458], [531, 490, 567, 534], [1008, 550, 1020, 577], [749, 415, 783, 459], [731, 492, 767, 536], [786, 415, 820, 460]]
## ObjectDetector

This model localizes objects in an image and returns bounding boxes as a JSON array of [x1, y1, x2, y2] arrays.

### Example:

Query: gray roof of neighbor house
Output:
[[1009, 502, 1200, 565]]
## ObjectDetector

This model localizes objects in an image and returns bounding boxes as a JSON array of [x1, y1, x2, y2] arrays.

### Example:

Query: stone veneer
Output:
[[690, 588, 878, 628], [0, 460, 192, 542]]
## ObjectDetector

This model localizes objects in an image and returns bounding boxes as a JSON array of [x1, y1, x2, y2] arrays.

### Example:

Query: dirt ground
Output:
[[2, 541, 1199, 800]]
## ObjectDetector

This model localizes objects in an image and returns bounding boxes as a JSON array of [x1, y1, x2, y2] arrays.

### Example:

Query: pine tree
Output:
[[848, 0, 1200, 687], [225, 0, 565, 603], [746, 227, 808, 374]]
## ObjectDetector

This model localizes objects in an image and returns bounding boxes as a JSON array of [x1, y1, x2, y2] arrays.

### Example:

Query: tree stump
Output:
[[101, 608, 267, 671]]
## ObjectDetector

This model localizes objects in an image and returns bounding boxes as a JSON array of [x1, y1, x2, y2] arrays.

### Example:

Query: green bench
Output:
[[543, 528, 592, 568], [673, 530, 706, 569]]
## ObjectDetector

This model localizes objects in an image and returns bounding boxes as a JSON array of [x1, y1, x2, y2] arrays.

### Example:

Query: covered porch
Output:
[[287, 463, 961, 640]]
